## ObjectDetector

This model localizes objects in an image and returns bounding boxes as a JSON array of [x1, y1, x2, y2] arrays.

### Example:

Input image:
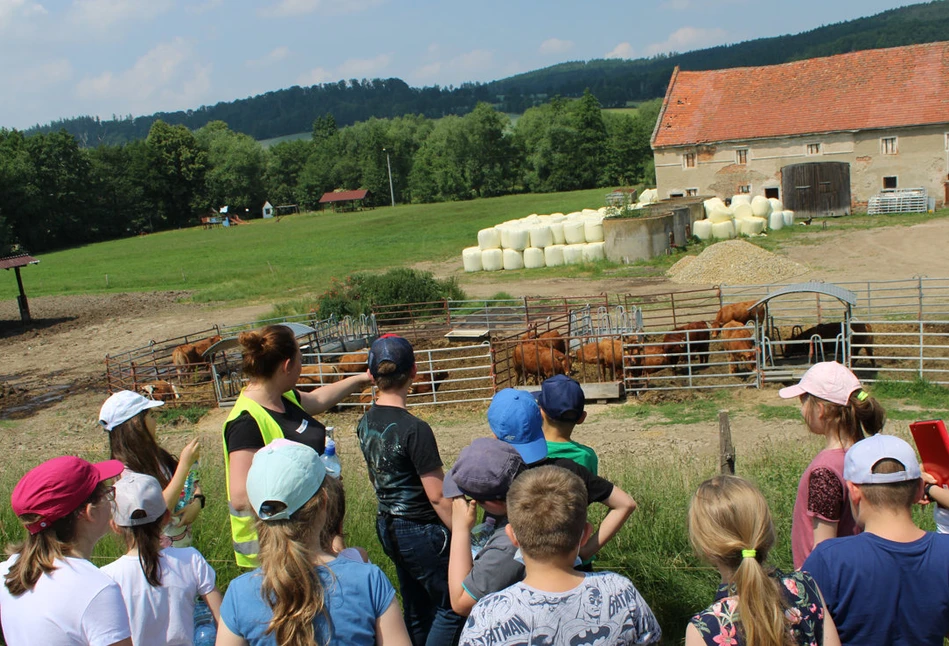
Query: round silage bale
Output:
[[783, 210, 795, 227], [502, 249, 524, 270], [708, 206, 733, 223], [704, 197, 725, 218], [751, 195, 771, 218], [550, 222, 566, 245], [732, 194, 752, 207], [523, 247, 545, 269], [549, 213, 566, 223], [477, 227, 501, 250], [502, 227, 529, 251], [737, 217, 767, 236], [711, 220, 736, 240], [583, 218, 604, 243], [768, 211, 784, 230], [582, 242, 606, 262], [563, 244, 585, 265], [530, 225, 553, 249], [544, 245, 565, 267], [768, 197, 784, 212], [524, 214, 540, 223], [462, 247, 483, 272], [733, 203, 754, 220], [563, 221, 586, 245], [693, 219, 714, 241], [481, 248, 503, 271]]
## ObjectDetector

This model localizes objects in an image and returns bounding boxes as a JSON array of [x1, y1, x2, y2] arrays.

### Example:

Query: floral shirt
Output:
[[690, 569, 824, 646]]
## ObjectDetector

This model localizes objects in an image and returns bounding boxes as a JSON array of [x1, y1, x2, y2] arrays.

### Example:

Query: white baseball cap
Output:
[[778, 361, 862, 406], [844, 434, 921, 484], [99, 390, 164, 431], [112, 471, 167, 526], [247, 439, 326, 521]]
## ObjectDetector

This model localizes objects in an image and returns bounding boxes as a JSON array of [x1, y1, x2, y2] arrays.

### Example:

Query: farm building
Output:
[[651, 42, 949, 215], [319, 189, 371, 212]]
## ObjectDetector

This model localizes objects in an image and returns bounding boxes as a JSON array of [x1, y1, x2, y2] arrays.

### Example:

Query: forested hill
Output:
[[23, 0, 949, 145]]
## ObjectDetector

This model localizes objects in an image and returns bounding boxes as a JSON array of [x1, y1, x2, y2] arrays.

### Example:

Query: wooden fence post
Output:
[[719, 410, 735, 475]]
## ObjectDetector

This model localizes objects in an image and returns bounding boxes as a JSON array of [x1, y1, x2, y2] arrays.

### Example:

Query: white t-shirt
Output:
[[0, 555, 131, 646], [100, 547, 216, 646]]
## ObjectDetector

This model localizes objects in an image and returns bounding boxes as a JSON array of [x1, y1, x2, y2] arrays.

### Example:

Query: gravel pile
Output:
[[667, 240, 807, 285]]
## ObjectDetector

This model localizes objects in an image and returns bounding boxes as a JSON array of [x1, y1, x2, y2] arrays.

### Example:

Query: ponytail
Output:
[[4, 484, 107, 596], [119, 517, 165, 587], [810, 389, 886, 447], [239, 325, 298, 380], [257, 489, 329, 646], [689, 476, 791, 646]]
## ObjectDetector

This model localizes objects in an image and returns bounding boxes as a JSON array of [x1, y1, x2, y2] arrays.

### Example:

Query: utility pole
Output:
[[383, 147, 395, 207]]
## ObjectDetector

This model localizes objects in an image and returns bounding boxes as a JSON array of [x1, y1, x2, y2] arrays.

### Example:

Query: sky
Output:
[[0, 0, 923, 130]]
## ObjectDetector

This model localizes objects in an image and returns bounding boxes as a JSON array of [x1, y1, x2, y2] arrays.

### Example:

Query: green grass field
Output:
[[2, 188, 613, 304]]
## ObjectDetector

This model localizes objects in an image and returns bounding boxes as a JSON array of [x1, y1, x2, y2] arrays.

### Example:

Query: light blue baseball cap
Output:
[[488, 388, 547, 465], [247, 439, 326, 521]]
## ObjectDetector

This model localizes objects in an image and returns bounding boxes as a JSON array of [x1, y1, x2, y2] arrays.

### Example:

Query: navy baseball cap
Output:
[[443, 438, 525, 500], [488, 388, 547, 464], [368, 334, 415, 378], [535, 375, 585, 423]]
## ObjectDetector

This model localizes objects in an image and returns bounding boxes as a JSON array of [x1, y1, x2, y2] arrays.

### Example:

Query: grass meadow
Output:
[[0, 388, 941, 644]]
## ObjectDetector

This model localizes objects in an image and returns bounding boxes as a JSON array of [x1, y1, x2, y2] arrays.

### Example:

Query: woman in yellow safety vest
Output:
[[222, 324, 371, 567]]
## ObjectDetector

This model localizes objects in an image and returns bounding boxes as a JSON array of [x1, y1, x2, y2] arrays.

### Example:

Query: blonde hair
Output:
[[256, 484, 330, 646], [4, 483, 108, 597], [506, 466, 586, 559], [688, 476, 792, 646], [804, 389, 886, 447]]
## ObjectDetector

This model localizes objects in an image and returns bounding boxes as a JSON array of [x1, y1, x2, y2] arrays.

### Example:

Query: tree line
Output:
[[0, 93, 660, 255], [20, 1, 949, 146]]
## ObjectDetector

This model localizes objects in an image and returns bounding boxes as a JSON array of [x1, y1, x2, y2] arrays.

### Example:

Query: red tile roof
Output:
[[0, 254, 39, 271], [319, 189, 369, 203], [652, 42, 949, 148]]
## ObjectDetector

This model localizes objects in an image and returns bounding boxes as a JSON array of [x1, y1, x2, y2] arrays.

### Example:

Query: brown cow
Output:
[[411, 371, 450, 395], [172, 334, 221, 380], [523, 325, 567, 354], [513, 342, 570, 384], [297, 364, 340, 392], [663, 321, 711, 365], [721, 321, 756, 374], [139, 380, 179, 402], [337, 350, 370, 376], [713, 300, 765, 332], [572, 338, 624, 381]]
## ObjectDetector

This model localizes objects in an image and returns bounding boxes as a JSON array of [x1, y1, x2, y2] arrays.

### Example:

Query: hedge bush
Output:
[[316, 268, 466, 320]]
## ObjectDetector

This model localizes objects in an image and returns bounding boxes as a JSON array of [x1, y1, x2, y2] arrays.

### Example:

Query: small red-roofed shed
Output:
[[319, 189, 371, 212], [1, 254, 40, 323]]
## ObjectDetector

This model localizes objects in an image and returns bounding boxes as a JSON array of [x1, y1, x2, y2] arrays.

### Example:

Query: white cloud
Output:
[[23, 58, 72, 87], [186, 0, 222, 14], [539, 37, 573, 55], [337, 53, 392, 78], [660, 0, 747, 9], [262, 0, 382, 17], [414, 61, 441, 80], [297, 66, 332, 86], [75, 37, 211, 112], [0, 0, 46, 30], [246, 46, 291, 69], [605, 42, 634, 59], [644, 26, 728, 55], [454, 49, 493, 73], [410, 48, 495, 83], [69, 0, 172, 30]]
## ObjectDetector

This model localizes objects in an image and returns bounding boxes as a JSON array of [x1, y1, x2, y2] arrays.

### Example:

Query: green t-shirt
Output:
[[545, 440, 599, 475]]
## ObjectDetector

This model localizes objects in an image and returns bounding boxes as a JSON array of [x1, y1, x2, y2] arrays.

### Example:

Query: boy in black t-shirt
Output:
[[356, 335, 464, 646]]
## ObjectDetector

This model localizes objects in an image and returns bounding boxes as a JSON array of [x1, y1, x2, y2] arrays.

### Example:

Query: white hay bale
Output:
[[768, 197, 784, 212], [566, 211, 583, 221], [768, 211, 785, 231], [704, 197, 725, 218], [563, 221, 586, 244], [783, 210, 795, 227], [502, 249, 524, 270], [640, 188, 659, 204], [563, 244, 585, 265], [711, 220, 737, 240], [582, 242, 606, 262], [731, 194, 752, 206], [501, 227, 529, 251], [523, 247, 545, 269], [751, 195, 771, 218], [477, 227, 501, 250], [693, 219, 714, 241], [733, 203, 754, 220], [523, 214, 540, 223], [551, 212, 567, 221], [550, 222, 565, 245], [530, 225, 553, 249], [544, 245, 565, 267], [583, 219, 604, 243], [708, 206, 733, 224], [462, 247, 483, 272], [481, 248, 503, 271], [738, 217, 767, 236]]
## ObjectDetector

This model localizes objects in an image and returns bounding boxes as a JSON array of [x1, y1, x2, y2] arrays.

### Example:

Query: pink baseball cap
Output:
[[778, 361, 862, 406], [12, 456, 125, 534]]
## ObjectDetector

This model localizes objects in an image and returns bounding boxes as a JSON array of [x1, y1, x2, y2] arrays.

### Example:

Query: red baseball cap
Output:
[[11, 456, 125, 534]]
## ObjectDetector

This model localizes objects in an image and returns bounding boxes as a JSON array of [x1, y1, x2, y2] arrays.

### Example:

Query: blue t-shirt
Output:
[[803, 531, 949, 646], [220, 556, 396, 646]]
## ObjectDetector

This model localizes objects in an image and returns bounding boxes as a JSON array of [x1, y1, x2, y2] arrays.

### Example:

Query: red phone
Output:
[[910, 420, 949, 486]]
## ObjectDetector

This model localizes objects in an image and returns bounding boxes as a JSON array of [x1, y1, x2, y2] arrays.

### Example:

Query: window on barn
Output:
[[669, 191, 685, 198], [806, 143, 821, 156], [735, 149, 748, 165], [764, 187, 780, 199], [686, 188, 699, 197], [738, 184, 751, 194], [683, 152, 696, 169], [883, 176, 898, 189], [881, 137, 898, 155]]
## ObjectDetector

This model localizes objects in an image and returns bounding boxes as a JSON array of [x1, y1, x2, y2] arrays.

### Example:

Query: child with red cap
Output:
[[0, 455, 131, 646]]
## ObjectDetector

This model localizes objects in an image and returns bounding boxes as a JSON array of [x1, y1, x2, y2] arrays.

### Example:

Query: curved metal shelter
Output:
[[750, 281, 857, 312]]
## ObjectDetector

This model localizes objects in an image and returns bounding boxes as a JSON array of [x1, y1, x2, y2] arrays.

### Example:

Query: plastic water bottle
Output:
[[470, 517, 496, 559], [321, 438, 341, 479], [193, 598, 216, 646]]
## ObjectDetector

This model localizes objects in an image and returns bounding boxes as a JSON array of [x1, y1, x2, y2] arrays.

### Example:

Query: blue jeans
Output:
[[376, 514, 465, 646]]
